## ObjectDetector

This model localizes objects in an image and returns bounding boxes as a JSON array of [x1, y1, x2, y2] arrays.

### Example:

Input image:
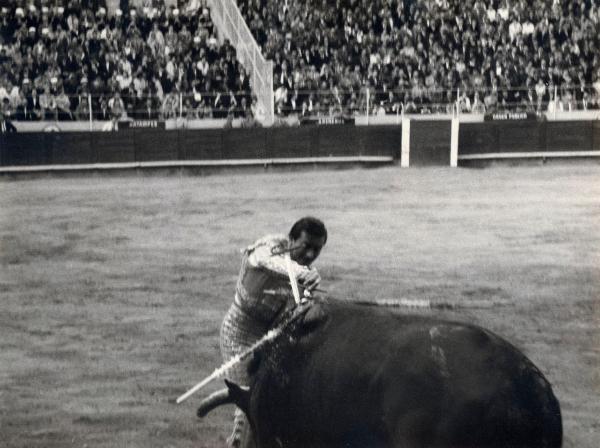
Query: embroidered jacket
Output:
[[234, 234, 314, 324]]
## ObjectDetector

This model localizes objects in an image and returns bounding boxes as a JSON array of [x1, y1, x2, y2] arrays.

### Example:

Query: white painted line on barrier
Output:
[[450, 118, 459, 168], [458, 151, 600, 160], [401, 118, 410, 167], [0, 156, 394, 173]]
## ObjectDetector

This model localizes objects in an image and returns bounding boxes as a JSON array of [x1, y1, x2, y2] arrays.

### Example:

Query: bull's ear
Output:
[[224, 379, 250, 414]]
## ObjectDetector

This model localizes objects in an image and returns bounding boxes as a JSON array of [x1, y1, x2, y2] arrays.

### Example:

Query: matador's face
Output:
[[290, 230, 326, 267]]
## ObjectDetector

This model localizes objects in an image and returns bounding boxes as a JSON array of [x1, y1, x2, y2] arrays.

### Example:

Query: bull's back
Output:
[[265, 300, 562, 447]]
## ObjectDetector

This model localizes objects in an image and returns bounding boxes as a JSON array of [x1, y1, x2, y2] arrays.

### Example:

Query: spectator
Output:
[[534, 79, 547, 112], [0, 77, 10, 104], [1, 109, 17, 133], [199, 97, 213, 119], [471, 91, 486, 114], [182, 97, 198, 120], [55, 87, 74, 120], [137, 96, 160, 120], [223, 109, 234, 128], [1, 96, 14, 119], [593, 72, 600, 97], [39, 85, 57, 120], [588, 91, 600, 110], [147, 22, 165, 56], [250, 95, 264, 122], [132, 69, 148, 99], [457, 91, 472, 113], [404, 93, 418, 114], [75, 95, 91, 121], [19, 78, 40, 121], [108, 91, 125, 120], [241, 102, 261, 127], [116, 66, 133, 93], [160, 91, 179, 119]]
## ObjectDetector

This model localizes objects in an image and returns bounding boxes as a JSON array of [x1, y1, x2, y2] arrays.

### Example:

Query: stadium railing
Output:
[[3, 91, 261, 131], [271, 84, 600, 118], [2, 85, 598, 132]]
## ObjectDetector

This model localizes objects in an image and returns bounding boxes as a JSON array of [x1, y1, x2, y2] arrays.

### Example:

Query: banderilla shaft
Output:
[[175, 306, 309, 404]]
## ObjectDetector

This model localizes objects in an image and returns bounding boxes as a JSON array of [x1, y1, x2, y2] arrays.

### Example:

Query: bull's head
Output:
[[197, 299, 327, 417], [197, 300, 330, 447], [197, 380, 260, 448], [196, 298, 329, 419]]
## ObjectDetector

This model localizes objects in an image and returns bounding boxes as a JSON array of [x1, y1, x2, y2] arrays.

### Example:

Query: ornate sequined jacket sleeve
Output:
[[247, 235, 315, 278]]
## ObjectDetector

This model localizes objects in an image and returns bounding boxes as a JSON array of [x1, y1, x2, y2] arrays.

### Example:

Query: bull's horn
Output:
[[225, 379, 250, 415], [197, 388, 233, 418]]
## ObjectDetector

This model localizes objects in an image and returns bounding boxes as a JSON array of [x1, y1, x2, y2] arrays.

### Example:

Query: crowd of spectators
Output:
[[239, 0, 600, 116], [0, 1, 255, 122], [1, 1, 600, 122]]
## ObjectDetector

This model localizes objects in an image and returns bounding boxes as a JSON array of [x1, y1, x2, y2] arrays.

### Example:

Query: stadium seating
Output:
[[238, 0, 600, 116], [0, 1, 254, 122], [0, 0, 598, 123]]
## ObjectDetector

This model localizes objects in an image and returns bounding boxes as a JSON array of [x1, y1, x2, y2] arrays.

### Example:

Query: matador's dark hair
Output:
[[289, 216, 327, 243]]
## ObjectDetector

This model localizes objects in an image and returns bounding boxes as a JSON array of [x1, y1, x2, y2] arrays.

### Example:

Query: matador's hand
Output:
[[297, 269, 321, 292]]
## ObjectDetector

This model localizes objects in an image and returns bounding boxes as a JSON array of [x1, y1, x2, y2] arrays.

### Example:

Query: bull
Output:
[[197, 298, 562, 448]]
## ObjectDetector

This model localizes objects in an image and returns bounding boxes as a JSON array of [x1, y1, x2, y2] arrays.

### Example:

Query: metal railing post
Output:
[[456, 88, 460, 116], [366, 88, 370, 125], [88, 93, 93, 131], [554, 85, 558, 120]]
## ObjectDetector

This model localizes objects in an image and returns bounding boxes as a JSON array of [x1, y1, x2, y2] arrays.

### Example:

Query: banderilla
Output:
[[175, 304, 310, 404]]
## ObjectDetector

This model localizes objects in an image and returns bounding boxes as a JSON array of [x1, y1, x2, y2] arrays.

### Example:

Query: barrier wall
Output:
[[2, 121, 599, 170], [0, 126, 403, 168], [592, 121, 600, 150], [459, 121, 597, 158], [409, 121, 452, 166]]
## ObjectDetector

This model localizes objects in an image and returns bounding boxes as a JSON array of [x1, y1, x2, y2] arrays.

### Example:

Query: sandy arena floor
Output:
[[1, 164, 599, 447]]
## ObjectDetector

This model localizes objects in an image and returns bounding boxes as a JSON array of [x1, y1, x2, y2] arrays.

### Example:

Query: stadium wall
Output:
[[0, 126, 401, 172], [458, 120, 600, 162], [1, 121, 599, 173], [408, 120, 453, 166]]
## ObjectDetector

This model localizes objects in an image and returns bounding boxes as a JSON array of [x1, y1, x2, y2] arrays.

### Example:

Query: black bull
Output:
[[197, 299, 562, 448]]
